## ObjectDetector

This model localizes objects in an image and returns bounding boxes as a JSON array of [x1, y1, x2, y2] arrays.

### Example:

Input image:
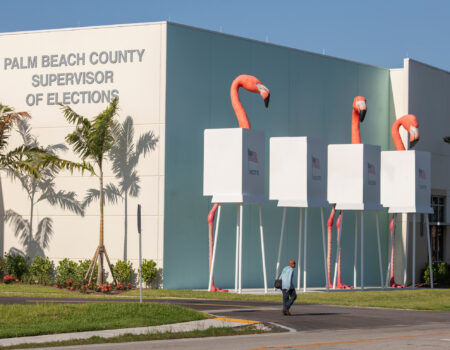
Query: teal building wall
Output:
[[164, 23, 391, 289]]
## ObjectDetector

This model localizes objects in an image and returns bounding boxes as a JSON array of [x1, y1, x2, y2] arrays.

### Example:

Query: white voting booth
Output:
[[204, 128, 268, 293], [327, 144, 384, 290], [381, 150, 434, 288], [270, 137, 329, 292]]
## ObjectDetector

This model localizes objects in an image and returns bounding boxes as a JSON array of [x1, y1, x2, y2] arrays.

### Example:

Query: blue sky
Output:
[[2, 0, 449, 71]]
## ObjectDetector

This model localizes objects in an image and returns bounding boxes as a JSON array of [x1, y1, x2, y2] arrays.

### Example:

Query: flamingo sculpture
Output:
[[327, 96, 367, 289], [388, 114, 420, 288], [207, 74, 270, 292]]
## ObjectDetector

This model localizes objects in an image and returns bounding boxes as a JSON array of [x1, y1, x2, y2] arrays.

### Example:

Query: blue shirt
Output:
[[280, 266, 294, 290]]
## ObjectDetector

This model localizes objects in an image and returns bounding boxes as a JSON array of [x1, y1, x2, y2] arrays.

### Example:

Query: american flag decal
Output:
[[419, 168, 426, 180], [312, 156, 320, 169], [368, 163, 376, 175], [248, 149, 258, 163]]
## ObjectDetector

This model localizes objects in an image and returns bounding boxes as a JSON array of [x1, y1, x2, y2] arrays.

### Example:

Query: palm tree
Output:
[[5, 120, 84, 258], [60, 98, 120, 284], [109, 116, 158, 260]]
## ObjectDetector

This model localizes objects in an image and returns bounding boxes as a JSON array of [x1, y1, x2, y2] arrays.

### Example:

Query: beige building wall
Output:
[[0, 23, 167, 271], [390, 58, 450, 284]]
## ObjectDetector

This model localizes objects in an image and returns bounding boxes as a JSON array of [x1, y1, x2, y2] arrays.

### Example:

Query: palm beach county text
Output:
[[3, 49, 146, 106]]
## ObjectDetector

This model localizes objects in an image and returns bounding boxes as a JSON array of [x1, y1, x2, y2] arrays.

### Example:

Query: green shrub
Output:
[[422, 262, 450, 286], [4, 253, 29, 281], [77, 259, 97, 285], [140, 259, 158, 288], [55, 258, 78, 288], [112, 260, 135, 285], [27, 257, 54, 285]]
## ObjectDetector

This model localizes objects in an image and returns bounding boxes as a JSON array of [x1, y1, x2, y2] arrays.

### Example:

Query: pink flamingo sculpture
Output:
[[207, 75, 270, 292], [388, 114, 420, 288], [327, 96, 367, 289]]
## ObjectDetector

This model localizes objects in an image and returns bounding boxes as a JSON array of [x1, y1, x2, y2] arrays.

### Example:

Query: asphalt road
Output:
[[3, 295, 450, 349]]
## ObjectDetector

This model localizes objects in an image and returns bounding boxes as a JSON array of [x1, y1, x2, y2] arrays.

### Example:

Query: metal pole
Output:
[[404, 213, 409, 287], [235, 205, 240, 292], [303, 208, 308, 293], [275, 207, 287, 279], [425, 214, 433, 289], [375, 212, 384, 289], [412, 213, 416, 289], [258, 204, 268, 294], [238, 204, 243, 293], [354, 212, 358, 288], [139, 230, 142, 303], [361, 211, 364, 291], [208, 204, 221, 292], [320, 208, 329, 291], [333, 211, 343, 289], [297, 208, 303, 290]]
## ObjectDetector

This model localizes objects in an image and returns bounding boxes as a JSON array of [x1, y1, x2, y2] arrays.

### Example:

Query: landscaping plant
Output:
[[140, 259, 158, 288], [4, 252, 29, 281], [26, 256, 54, 285], [112, 260, 135, 285], [422, 262, 450, 286]]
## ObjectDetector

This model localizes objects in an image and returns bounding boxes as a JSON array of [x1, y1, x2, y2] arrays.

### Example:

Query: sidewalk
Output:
[[0, 317, 264, 347]]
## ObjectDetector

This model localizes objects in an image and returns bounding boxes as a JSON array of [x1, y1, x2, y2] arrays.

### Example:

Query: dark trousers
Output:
[[282, 288, 297, 310]]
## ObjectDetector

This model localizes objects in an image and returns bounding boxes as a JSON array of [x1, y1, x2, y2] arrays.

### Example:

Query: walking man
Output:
[[281, 259, 297, 315]]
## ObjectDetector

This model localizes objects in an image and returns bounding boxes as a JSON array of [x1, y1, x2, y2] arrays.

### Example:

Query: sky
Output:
[[1, 0, 449, 71]]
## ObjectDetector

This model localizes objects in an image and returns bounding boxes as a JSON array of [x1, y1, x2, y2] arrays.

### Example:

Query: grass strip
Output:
[[0, 303, 206, 339], [0, 326, 269, 349]]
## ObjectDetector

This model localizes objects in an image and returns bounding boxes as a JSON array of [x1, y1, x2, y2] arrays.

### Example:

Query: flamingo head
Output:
[[353, 96, 367, 122], [399, 114, 420, 148], [256, 83, 270, 108]]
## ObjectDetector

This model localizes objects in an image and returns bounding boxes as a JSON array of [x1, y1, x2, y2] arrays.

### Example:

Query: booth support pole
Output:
[[303, 208, 308, 293], [320, 208, 329, 291], [375, 212, 384, 289], [235, 205, 240, 292], [297, 208, 303, 290], [208, 204, 221, 292], [425, 214, 434, 289], [361, 211, 364, 291], [333, 211, 343, 289], [412, 213, 416, 289], [354, 212, 358, 288], [258, 204, 268, 294], [404, 214, 409, 287], [238, 204, 243, 293], [275, 207, 287, 279]]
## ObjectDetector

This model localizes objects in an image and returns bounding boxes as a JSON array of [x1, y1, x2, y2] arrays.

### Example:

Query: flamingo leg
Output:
[[326, 205, 336, 289], [335, 212, 353, 289], [207, 203, 228, 292], [389, 216, 405, 288]]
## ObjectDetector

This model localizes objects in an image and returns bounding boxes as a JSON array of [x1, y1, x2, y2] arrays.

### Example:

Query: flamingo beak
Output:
[[264, 93, 270, 108], [409, 126, 420, 148], [359, 109, 366, 122]]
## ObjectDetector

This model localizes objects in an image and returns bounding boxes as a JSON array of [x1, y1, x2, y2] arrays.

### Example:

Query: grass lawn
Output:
[[0, 303, 206, 339]]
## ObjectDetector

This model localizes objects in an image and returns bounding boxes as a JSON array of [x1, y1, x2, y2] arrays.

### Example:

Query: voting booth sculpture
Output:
[[381, 150, 434, 288], [203, 128, 268, 293], [327, 144, 385, 290], [270, 137, 329, 292]]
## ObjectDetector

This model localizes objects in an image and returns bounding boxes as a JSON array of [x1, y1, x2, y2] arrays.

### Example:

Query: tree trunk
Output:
[[97, 167, 104, 284], [28, 193, 34, 256], [123, 193, 128, 260]]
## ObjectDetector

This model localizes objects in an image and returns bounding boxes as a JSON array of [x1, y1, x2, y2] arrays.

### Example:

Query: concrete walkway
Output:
[[0, 317, 264, 347]]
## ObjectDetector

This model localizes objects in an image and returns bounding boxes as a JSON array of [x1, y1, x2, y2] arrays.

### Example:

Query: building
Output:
[[0, 22, 448, 289]]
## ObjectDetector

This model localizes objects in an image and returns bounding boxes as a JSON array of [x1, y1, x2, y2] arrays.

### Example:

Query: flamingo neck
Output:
[[351, 109, 361, 144], [392, 119, 406, 150], [231, 80, 250, 129]]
